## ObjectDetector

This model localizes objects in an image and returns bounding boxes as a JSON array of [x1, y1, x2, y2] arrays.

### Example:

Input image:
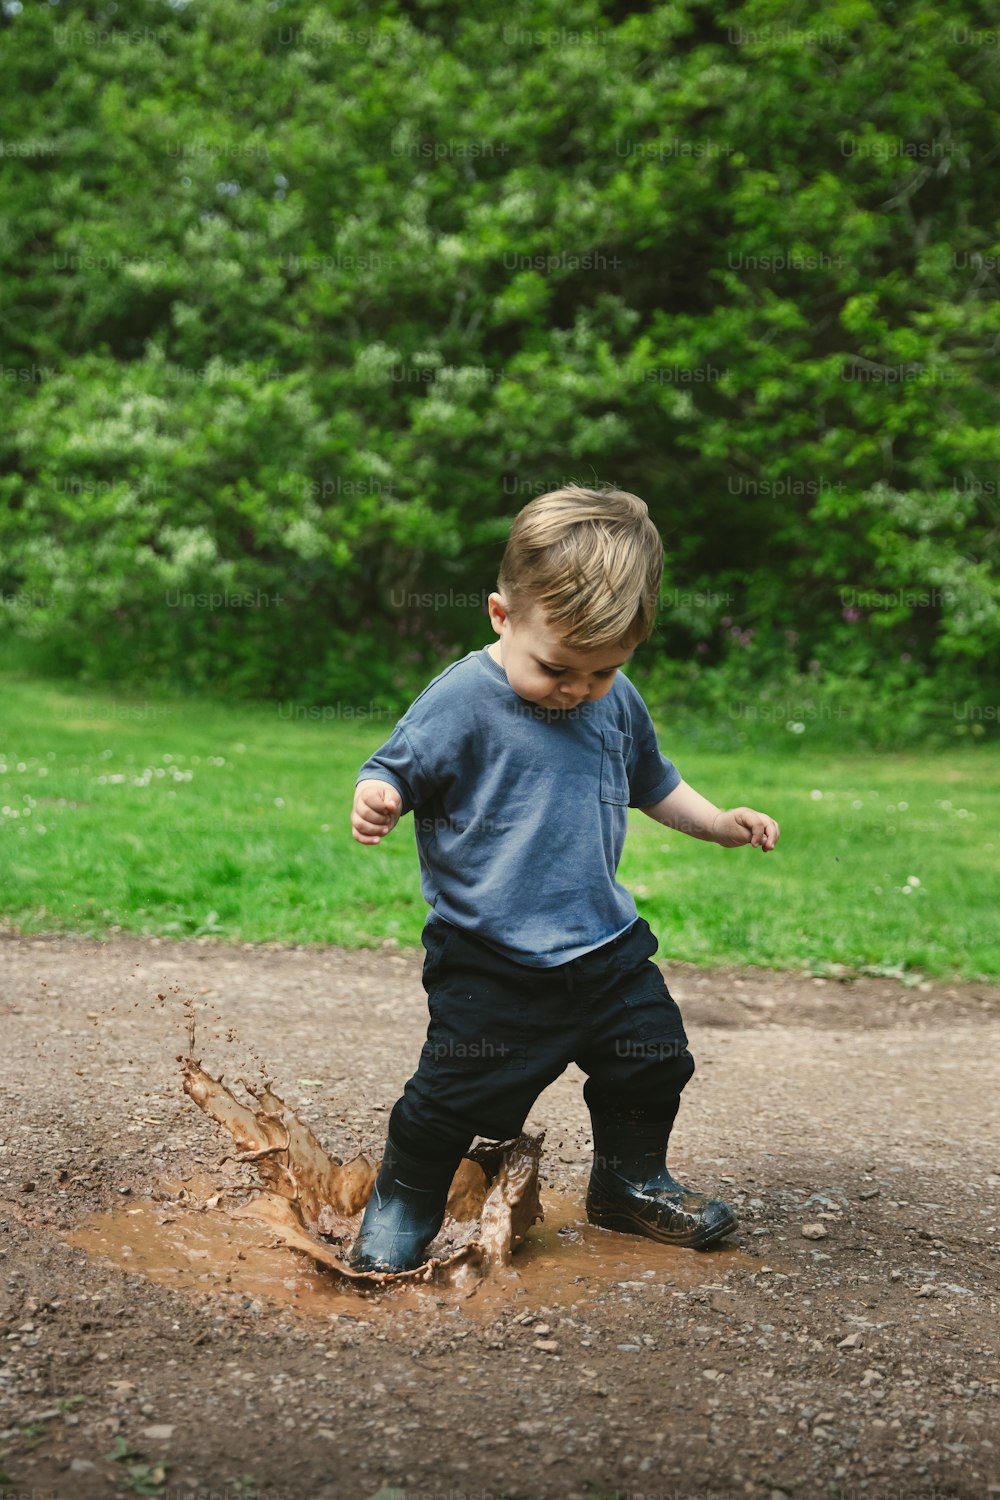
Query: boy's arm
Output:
[[352, 718, 441, 845], [640, 779, 780, 852]]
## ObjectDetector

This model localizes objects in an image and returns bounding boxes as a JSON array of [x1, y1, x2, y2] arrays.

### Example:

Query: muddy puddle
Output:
[[67, 1170, 751, 1326], [66, 1004, 756, 1323]]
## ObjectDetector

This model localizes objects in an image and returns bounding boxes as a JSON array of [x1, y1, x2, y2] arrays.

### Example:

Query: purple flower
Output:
[[842, 607, 861, 622]]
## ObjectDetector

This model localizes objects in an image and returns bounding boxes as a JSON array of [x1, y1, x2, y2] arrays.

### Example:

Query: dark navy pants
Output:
[[389, 915, 696, 1159]]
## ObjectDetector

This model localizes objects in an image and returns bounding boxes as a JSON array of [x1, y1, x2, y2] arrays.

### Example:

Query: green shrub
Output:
[[1, 0, 997, 726]]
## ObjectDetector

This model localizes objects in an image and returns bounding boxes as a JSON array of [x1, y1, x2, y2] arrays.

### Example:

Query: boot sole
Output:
[[587, 1196, 739, 1251], [348, 1252, 421, 1275]]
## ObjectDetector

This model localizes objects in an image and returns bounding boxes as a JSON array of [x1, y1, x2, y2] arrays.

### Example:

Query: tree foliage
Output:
[[1, 0, 998, 725]]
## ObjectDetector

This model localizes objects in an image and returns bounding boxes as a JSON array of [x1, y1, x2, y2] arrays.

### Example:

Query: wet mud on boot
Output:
[[348, 1132, 465, 1274], [586, 1110, 738, 1251]]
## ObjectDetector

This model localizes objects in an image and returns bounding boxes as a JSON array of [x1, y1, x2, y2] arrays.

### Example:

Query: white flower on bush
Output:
[[355, 341, 403, 382], [285, 511, 328, 561], [158, 525, 218, 572], [415, 396, 459, 430], [358, 449, 393, 483], [437, 365, 497, 396]]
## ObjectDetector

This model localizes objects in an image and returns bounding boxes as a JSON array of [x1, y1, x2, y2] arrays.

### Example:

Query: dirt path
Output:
[[1, 931, 998, 1500]]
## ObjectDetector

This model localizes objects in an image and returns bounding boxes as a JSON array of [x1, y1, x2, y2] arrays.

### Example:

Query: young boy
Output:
[[349, 485, 780, 1274]]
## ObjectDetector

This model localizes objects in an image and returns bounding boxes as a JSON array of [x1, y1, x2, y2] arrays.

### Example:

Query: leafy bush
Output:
[[1, 0, 997, 732]]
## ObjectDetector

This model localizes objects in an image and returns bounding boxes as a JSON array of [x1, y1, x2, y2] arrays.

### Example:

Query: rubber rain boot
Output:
[[348, 1132, 463, 1274], [586, 1109, 738, 1250]]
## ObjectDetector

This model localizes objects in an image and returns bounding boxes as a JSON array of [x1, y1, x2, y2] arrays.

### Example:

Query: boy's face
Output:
[[487, 594, 634, 710]]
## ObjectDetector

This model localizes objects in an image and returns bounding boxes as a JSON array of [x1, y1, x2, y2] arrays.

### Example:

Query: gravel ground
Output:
[[0, 929, 998, 1500]]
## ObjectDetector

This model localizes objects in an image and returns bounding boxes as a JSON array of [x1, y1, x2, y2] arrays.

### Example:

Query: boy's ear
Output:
[[487, 591, 509, 627]]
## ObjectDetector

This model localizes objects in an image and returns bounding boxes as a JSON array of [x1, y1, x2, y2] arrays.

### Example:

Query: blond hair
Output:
[[495, 484, 664, 650]]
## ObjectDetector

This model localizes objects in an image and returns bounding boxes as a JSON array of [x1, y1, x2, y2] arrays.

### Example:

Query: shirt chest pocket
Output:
[[600, 728, 633, 805]]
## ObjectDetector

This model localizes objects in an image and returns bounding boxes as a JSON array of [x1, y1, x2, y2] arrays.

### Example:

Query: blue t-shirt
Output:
[[355, 645, 682, 967]]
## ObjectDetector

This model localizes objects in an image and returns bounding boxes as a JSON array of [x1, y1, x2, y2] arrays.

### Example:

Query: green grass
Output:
[[1, 670, 997, 981]]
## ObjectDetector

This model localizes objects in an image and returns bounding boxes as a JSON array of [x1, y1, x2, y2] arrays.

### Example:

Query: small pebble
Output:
[[801, 1222, 829, 1240]]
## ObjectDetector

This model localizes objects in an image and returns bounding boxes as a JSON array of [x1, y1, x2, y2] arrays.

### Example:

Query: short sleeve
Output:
[[623, 691, 682, 808], [355, 723, 438, 818]]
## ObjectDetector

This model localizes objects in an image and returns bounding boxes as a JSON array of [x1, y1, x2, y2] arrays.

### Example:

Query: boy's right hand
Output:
[[352, 779, 403, 844]]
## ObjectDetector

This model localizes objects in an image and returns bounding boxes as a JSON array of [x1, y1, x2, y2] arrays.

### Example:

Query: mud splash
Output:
[[68, 1004, 750, 1315], [180, 1055, 544, 1288]]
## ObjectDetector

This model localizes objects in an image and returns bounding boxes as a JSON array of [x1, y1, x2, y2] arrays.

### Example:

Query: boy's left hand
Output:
[[711, 807, 780, 851]]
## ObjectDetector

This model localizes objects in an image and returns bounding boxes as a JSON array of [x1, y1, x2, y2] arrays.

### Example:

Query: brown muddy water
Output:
[[67, 1000, 755, 1326], [66, 1172, 749, 1326]]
